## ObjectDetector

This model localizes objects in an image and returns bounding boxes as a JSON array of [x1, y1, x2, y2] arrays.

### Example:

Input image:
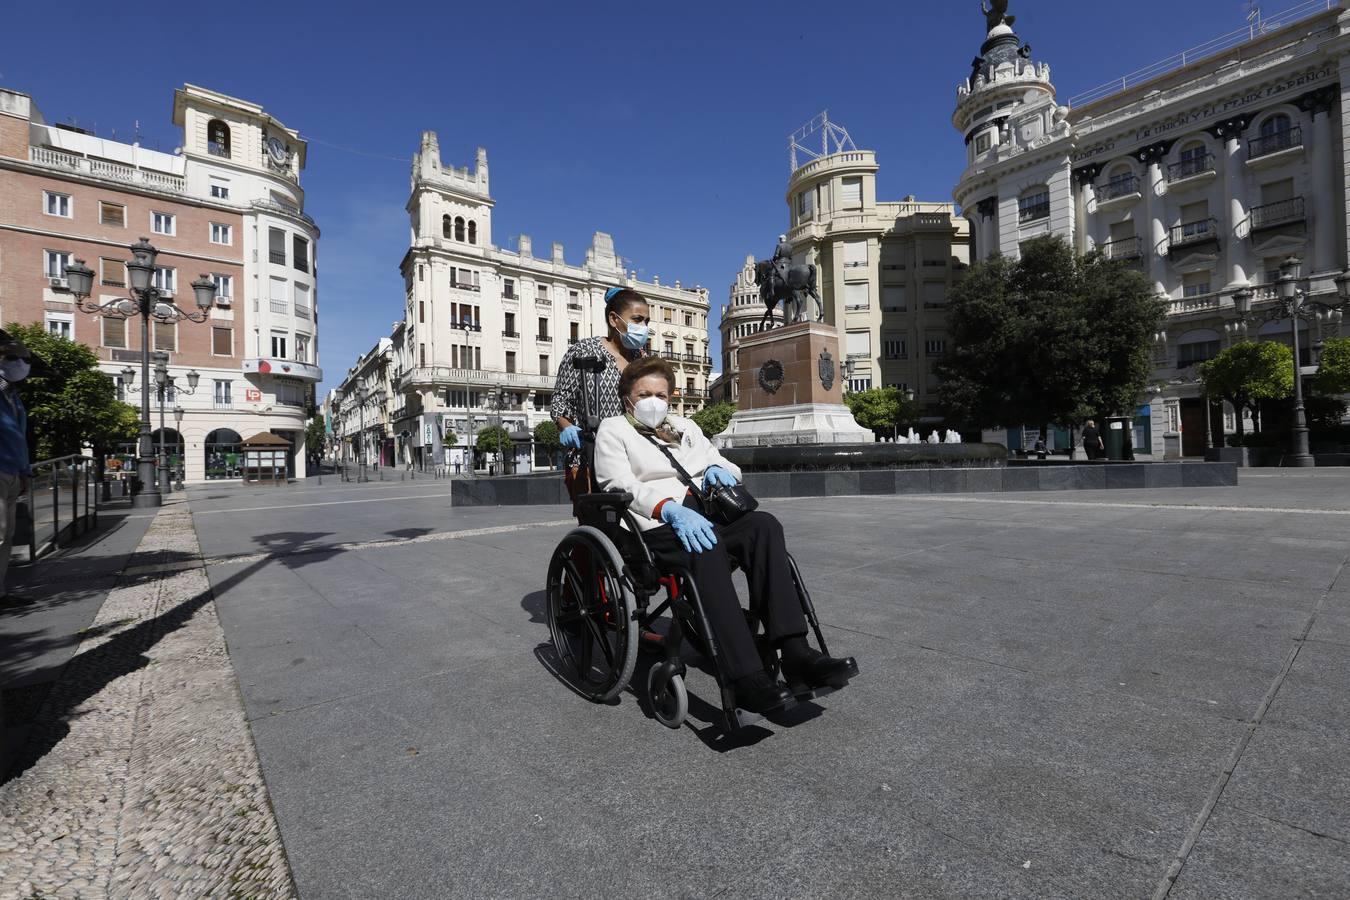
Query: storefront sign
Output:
[[245, 388, 262, 402]]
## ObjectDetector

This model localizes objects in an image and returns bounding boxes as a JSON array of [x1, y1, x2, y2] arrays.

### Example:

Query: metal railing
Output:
[[1018, 201, 1050, 224], [18, 454, 98, 564], [1097, 175, 1141, 201], [1250, 196, 1306, 230], [1249, 127, 1303, 160], [1169, 218, 1220, 249], [1067, 1, 1337, 108], [1102, 236, 1143, 260], [1167, 154, 1215, 182]]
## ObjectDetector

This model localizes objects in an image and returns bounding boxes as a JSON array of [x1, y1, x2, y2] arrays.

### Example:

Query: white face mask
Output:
[[0, 360, 30, 384], [632, 396, 668, 429]]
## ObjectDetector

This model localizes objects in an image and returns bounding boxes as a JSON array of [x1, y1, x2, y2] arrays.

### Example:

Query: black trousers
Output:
[[642, 501, 807, 680]]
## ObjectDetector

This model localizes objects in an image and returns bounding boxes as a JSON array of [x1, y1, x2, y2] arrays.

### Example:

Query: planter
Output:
[[1204, 447, 1249, 467]]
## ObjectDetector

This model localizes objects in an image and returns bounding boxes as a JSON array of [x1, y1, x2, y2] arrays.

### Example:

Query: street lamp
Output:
[[173, 404, 185, 488], [1229, 257, 1349, 467], [124, 354, 199, 493], [357, 387, 369, 483], [64, 240, 215, 508]]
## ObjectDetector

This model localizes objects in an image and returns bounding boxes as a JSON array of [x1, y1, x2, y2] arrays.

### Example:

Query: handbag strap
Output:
[[642, 433, 706, 502]]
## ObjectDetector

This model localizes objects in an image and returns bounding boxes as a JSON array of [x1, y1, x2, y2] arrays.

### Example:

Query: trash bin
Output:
[[1103, 417, 1131, 461]]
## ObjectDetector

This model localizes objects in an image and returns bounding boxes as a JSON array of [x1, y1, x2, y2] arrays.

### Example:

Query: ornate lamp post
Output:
[[1230, 257, 1349, 468], [357, 387, 369, 483], [64, 240, 215, 507]]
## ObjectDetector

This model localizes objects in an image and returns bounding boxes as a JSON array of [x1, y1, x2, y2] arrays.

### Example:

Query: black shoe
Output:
[[732, 672, 794, 714], [781, 648, 858, 689]]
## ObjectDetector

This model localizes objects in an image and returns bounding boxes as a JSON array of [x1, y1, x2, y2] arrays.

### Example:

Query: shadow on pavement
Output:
[[2, 529, 357, 784]]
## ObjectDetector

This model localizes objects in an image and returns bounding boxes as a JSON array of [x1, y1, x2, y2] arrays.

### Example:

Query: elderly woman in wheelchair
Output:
[[545, 355, 856, 730]]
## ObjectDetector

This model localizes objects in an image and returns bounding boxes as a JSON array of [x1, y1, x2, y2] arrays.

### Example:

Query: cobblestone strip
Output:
[[0, 501, 296, 899]]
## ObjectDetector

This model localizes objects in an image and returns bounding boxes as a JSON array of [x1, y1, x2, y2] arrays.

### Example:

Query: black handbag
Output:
[[646, 435, 758, 525]]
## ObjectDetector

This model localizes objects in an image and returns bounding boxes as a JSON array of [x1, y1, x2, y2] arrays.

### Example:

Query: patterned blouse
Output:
[[550, 336, 638, 426]]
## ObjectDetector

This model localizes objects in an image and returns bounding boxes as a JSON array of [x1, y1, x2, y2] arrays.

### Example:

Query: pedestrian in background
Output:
[[1082, 419, 1103, 461], [0, 331, 34, 603]]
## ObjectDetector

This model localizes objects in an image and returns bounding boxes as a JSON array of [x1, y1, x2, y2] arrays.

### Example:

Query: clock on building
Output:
[[266, 136, 288, 165]]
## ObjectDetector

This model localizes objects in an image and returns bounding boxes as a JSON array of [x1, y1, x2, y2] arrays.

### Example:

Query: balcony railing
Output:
[[269, 300, 289, 314], [452, 281, 480, 292], [1167, 154, 1214, 182], [502, 330, 519, 338], [294, 304, 312, 319], [1018, 202, 1050, 224], [269, 251, 287, 265], [1097, 175, 1140, 201], [451, 322, 482, 332], [1101, 236, 1142, 260], [1249, 127, 1302, 160], [567, 302, 583, 310], [29, 146, 186, 193], [1249, 196, 1306, 230], [1169, 218, 1220, 250]]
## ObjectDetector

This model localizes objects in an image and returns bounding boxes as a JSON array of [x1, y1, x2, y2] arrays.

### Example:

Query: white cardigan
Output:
[[593, 415, 743, 531]]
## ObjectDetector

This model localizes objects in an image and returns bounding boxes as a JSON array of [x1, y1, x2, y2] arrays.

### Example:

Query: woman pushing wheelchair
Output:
[[593, 356, 857, 715]]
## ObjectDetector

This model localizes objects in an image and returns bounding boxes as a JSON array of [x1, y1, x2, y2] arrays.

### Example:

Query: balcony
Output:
[[1097, 174, 1141, 203], [535, 297, 552, 306], [567, 302, 583, 311], [29, 146, 186, 194], [502, 330, 520, 338], [1248, 127, 1302, 162], [536, 334, 551, 343], [1101, 236, 1142, 261], [1249, 197, 1306, 232], [1168, 218, 1220, 252], [452, 281, 480, 292], [294, 304, 312, 319], [1166, 154, 1215, 186], [1165, 291, 1223, 317], [398, 367, 555, 392], [451, 321, 482, 332]]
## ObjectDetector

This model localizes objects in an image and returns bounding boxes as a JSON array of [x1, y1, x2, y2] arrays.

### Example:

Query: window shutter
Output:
[[844, 282, 869, 308], [843, 240, 867, 266], [882, 286, 906, 309], [922, 283, 946, 306], [212, 327, 233, 356], [846, 330, 871, 356], [840, 178, 862, 208]]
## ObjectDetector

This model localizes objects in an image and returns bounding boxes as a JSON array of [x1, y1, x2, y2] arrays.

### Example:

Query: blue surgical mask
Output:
[[0, 360, 30, 383], [617, 322, 649, 351]]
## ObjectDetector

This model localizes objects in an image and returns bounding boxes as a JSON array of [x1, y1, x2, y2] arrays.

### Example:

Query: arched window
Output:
[[207, 119, 231, 158], [1176, 328, 1221, 369], [468, 221, 477, 245], [1103, 163, 1138, 200], [455, 217, 466, 242], [442, 215, 453, 239], [1260, 113, 1292, 137], [204, 428, 244, 480], [1173, 139, 1213, 180]]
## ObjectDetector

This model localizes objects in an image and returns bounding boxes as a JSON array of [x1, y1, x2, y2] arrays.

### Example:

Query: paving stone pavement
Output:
[[0, 498, 294, 899]]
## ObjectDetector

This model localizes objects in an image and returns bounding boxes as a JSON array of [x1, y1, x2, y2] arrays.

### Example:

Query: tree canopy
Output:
[[690, 402, 736, 438], [1199, 341, 1293, 438], [7, 323, 139, 460], [1312, 337, 1350, 396], [304, 415, 326, 456], [475, 424, 512, 455], [533, 420, 561, 450], [843, 387, 919, 438], [935, 236, 1163, 431]]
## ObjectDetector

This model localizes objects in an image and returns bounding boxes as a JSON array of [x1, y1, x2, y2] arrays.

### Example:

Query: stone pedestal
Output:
[[715, 322, 872, 448]]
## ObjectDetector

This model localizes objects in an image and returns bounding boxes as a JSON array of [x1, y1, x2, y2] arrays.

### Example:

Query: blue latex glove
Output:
[[703, 465, 737, 490], [660, 502, 718, 554], [560, 425, 583, 449]]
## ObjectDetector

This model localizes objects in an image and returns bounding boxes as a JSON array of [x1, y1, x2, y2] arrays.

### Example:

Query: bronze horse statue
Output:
[[754, 240, 823, 331]]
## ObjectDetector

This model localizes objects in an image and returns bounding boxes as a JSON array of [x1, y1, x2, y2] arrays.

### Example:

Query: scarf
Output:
[[625, 413, 682, 445]]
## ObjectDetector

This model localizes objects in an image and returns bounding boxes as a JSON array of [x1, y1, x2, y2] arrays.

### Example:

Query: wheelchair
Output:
[[543, 356, 853, 732]]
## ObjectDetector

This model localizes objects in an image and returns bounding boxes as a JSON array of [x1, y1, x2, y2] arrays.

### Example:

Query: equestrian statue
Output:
[[754, 235, 823, 331]]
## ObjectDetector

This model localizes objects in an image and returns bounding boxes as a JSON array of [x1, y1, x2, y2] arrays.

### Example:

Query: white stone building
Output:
[[952, 3, 1349, 457], [781, 139, 971, 413], [345, 132, 712, 470], [718, 255, 764, 404]]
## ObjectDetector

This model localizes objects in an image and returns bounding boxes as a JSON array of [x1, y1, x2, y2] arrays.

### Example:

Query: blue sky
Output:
[[6, 0, 1287, 395]]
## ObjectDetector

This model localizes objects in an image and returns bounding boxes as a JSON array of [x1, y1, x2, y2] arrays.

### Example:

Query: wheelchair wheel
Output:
[[646, 663, 688, 729], [546, 526, 638, 702]]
